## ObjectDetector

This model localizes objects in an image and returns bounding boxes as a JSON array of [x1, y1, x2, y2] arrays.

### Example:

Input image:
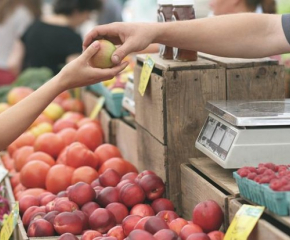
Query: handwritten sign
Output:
[[0, 202, 19, 240]]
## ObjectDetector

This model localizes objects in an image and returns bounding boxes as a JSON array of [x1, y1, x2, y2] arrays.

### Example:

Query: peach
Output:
[[106, 202, 129, 224], [187, 233, 211, 240], [144, 216, 169, 235], [180, 224, 204, 240], [127, 229, 155, 240], [96, 187, 120, 207], [192, 200, 224, 233], [81, 230, 102, 240], [27, 219, 54, 237], [99, 169, 121, 187], [156, 210, 179, 224], [139, 174, 165, 200], [107, 225, 125, 240], [67, 182, 95, 207], [116, 179, 134, 191], [151, 198, 175, 213], [43, 211, 59, 225], [207, 231, 225, 240], [130, 204, 155, 217], [51, 199, 79, 212], [54, 211, 83, 235], [7, 86, 33, 105], [121, 172, 138, 182], [40, 194, 57, 206], [29, 211, 46, 222], [89, 40, 116, 69], [22, 206, 46, 228], [81, 202, 100, 217], [91, 178, 102, 188], [53, 119, 78, 133], [19, 195, 40, 215], [89, 208, 116, 233], [135, 170, 156, 183], [57, 191, 68, 197], [134, 216, 151, 230], [57, 128, 77, 146], [154, 229, 180, 240], [119, 183, 145, 207], [75, 210, 89, 230], [169, 218, 188, 235], [94, 237, 118, 240], [58, 233, 79, 240], [122, 215, 142, 236], [94, 186, 104, 199]]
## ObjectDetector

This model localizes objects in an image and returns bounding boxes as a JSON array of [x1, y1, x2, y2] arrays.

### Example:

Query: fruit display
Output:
[[234, 163, 290, 216]]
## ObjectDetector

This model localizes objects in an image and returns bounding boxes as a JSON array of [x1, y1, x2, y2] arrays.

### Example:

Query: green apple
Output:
[[89, 40, 116, 69]]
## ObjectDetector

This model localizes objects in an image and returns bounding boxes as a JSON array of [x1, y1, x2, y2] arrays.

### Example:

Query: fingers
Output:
[[81, 41, 100, 60], [111, 40, 135, 65]]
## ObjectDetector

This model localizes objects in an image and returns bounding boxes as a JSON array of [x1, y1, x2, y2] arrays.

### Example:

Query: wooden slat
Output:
[[189, 158, 239, 197], [228, 199, 290, 240], [181, 164, 228, 230], [136, 53, 217, 71], [227, 65, 285, 100], [81, 89, 99, 116], [134, 66, 166, 144], [136, 124, 167, 183], [115, 119, 139, 170], [98, 109, 116, 144], [199, 52, 278, 69]]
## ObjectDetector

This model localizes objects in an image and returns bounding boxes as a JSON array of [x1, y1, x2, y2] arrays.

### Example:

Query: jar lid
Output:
[[158, 0, 173, 4], [172, 0, 194, 5]]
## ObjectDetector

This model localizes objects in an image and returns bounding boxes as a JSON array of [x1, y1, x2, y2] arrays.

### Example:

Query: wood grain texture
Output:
[[228, 199, 290, 240], [189, 158, 239, 196], [134, 66, 166, 144], [227, 65, 285, 100], [115, 119, 139, 170], [181, 163, 228, 229], [98, 109, 116, 144], [136, 123, 167, 183]]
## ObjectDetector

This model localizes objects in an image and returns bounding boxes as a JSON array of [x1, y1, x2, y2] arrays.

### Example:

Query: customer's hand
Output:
[[58, 41, 128, 91], [83, 22, 157, 65]]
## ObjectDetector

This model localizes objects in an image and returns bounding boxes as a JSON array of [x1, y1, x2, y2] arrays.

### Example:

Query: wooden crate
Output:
[[180, 163, 229, 231], [115, 118, 139, 170], [199, 53, 285, 99], [228, 198, 290, 240], [134, 53, 285, 212]]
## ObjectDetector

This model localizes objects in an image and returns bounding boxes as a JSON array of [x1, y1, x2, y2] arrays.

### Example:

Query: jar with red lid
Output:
[[157, 0, 173, 59], [172, 0, 197, 61]]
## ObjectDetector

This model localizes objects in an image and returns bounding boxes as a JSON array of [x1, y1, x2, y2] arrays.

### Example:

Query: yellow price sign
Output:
[[224, 204, 264, 240], [0, 202, 19, 240], [138, 55, 155, 96], [89, 96, 105, 119]]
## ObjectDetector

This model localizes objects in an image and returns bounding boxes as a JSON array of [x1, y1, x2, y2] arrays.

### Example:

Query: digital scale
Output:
[[195, 100, 290, 169]]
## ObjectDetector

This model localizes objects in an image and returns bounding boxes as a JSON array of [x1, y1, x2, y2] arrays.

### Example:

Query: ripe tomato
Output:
[[94, 144, 122, 167], [26, 151, 55, 167], [76, 123, 103, 151], [13, 146, 34, 172], [20, 160, 51, 188], [71, 166, 99, 184], [98, 157, 137, 177], [34, 132, 65, 158], [66, 142, 99, 169], [45, 164, 75, 194]]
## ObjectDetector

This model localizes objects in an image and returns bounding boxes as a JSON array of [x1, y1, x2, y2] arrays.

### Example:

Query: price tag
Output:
[[0, 165, 8, 183], [89, 96, 105, 119], [224, 204, 265, 240], [138, 55, 155, 96], [0, 202, 19, 240]]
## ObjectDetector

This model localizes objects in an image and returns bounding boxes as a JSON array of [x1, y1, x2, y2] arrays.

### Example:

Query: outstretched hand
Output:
[[83, 22, 157, 65]]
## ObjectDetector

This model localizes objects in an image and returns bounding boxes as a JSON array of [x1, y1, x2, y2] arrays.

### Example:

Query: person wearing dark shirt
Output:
[[9, 0, 101, 75]]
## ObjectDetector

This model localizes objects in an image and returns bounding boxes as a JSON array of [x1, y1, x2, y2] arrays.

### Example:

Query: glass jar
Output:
[[172, 0, 197, 61]]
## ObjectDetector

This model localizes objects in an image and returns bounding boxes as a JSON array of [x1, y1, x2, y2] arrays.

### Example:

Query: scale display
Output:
[[197, 115, 237, 161], [195, 100, 290, 169]]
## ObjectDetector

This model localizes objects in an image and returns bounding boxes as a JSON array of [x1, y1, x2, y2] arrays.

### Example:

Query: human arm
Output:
[[83, 13, 290, 64], [0, 41, 128, 150]]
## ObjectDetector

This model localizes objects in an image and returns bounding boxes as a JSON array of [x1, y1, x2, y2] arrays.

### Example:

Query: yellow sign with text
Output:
[[0, 202, 19, 240], [224, 204, 264, 240], [138, 55, 155, 96]]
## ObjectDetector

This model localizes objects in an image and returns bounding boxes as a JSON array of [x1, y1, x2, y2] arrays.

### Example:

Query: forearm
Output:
[[154, 13, 290, 58], [0, 76, 64, 150]]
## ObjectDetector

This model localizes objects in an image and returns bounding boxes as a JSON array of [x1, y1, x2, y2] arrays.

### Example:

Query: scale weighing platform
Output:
[[195, 100, 290, 169]]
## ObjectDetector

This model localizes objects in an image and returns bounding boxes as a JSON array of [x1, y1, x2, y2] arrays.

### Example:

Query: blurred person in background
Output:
[[209, 0, 276, 16], [8, 0, 102, 76], [0, 0, 42, 86], [98, 0, 123, 25]]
